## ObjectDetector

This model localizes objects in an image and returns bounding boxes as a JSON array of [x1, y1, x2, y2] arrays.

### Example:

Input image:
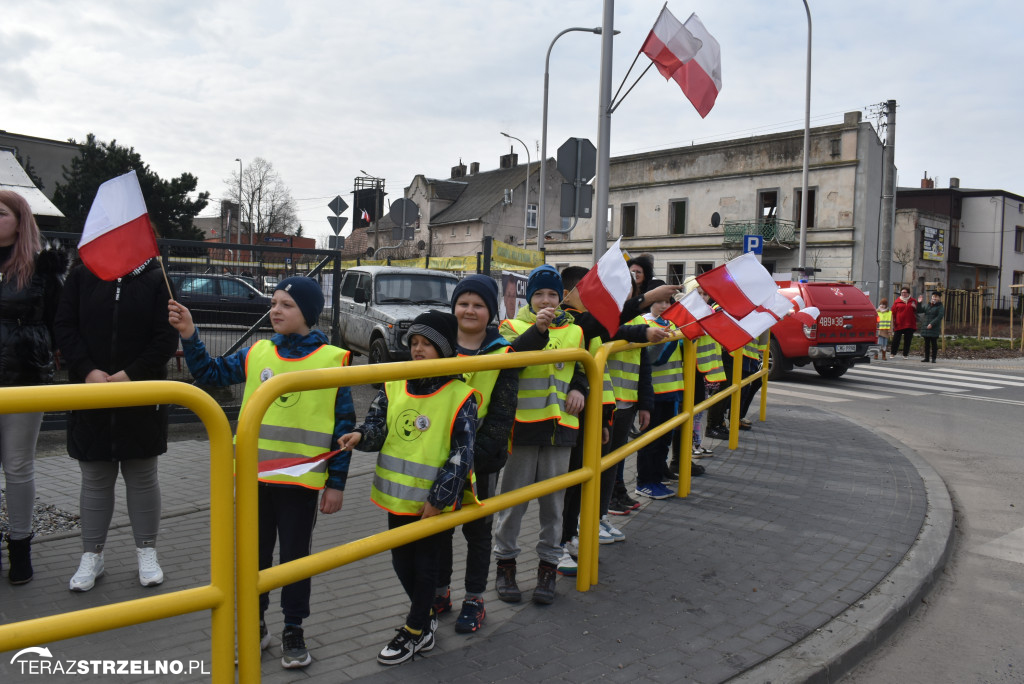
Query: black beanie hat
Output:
[[275, 277, 324, 327], [403, 310, 459, 358], [451, 274, 500, 322]]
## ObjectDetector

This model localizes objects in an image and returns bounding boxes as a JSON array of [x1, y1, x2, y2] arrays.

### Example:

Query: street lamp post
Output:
[[797, 0, 812, 275], [500, 132, 531, 247], [539, 26, 604, 247]]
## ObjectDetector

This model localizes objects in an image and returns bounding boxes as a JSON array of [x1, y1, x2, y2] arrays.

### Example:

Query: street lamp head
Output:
[[500, 132, 511, 139], [591, 28, 621, 35]]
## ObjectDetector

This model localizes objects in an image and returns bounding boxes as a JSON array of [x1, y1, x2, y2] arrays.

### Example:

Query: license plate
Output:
[[836, 344, 857, 353]]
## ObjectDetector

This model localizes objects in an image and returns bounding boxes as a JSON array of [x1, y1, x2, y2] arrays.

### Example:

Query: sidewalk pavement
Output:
[[0, 405, 953, 683]]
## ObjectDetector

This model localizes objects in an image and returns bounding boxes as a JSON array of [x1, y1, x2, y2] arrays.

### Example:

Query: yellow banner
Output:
[[491, 240, 545, 268], [428, 256, 476, 271], [390, 258, 428, 268]]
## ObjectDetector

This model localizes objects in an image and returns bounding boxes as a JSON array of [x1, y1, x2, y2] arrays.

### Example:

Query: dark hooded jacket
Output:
[[54, 260, 179, 461], [0, 247, 67, 386]]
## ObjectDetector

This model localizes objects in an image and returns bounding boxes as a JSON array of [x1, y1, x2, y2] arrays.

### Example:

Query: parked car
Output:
[[768, 281, 878, 379], [169, 273, 273, 328], [337, 266, 460, 364], [262, 275, 279, 294]]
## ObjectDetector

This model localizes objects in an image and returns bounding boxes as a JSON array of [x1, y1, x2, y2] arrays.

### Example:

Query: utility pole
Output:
[[878, 99, 896, 304], [592, 0, 614, 263]]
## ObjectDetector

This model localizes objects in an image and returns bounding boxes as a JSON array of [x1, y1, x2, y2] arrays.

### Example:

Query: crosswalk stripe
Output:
[[759, 383, 882, 400], [810, 380, 927, 396], [789, 369, 967, 393], [940, 393, 1024, 407], [931, 368, 1024, 386], [847, 367, 1003, 390], [760, 386, 848, 402]]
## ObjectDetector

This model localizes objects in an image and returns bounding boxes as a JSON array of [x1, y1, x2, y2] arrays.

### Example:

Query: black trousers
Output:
[[891, 329, 914, 356], [923, 337, 938, 360], [389, 512, 445, 632], [258, 484, 319, 624], [637, 402, 676, 484], [437, 473, 495, 597]]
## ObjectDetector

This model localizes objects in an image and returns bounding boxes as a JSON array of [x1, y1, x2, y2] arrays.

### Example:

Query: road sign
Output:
[[328, 235, 345, 250], [388, 198, 419, 228], [264, 236, 288, 244], [327, 216, 348, 235], [557, 137, 596, 182], [743, 234, 764, 255], [328, 195, 348, 216], [560, 183, 593, 219]]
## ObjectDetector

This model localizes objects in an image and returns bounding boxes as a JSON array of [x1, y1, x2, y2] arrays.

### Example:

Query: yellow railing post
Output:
[[760, 340, 770, 421], [728, 350, 742, 450], [677, 337, 697, 498], [579, 344, 609, 590]]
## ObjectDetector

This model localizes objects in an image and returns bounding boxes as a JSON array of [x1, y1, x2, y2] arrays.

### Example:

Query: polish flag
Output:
[[791, 305, 821, 328], [696, 253, 780, 318], [662, 290, 712, 340], [361, 208, 371, 223], [78, 171, 160, 281], [641, 9, 722, 118], [575, 238, 634, 336], [258, 450, 337, 489]]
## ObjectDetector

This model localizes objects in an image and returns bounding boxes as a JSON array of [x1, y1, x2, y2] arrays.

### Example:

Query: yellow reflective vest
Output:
[[877, 310, 892, 333], [695, 335, 727, 382], [460, 344, 511, 421], [500, 316, 585, 430], [608, 315, 645, 403], [242, 340, 351, 489], [372, 379, 481, 516], [644, 315, 684, 394], [587, 335, 617, 406]]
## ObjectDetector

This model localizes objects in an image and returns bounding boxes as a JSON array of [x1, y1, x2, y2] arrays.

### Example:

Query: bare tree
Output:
[[893, 246, 914, 291], [225, 158, 298, 238]]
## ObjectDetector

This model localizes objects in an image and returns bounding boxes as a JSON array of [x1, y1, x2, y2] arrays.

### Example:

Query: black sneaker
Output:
[[431, 589, 451, 616], [280, 625, 311, 669], [706, 427, 730, 440], [495, 560, 521, 603], [619, 490, 642, 510], [378, 627, 417, 666], [607, 494, 631, 516], [454, 599, 486, 633]]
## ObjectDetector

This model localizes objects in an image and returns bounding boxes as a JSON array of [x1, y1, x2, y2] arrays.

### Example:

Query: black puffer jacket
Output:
[[54, 260, 179, 462], [0, 247, 68, 386]]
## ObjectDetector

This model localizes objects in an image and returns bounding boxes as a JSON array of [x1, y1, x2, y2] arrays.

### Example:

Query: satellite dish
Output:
[[365, 247, 375, 257], [388, 198, 419, 228], [416, 240, 426, 250], [710, 212, 721, 228]]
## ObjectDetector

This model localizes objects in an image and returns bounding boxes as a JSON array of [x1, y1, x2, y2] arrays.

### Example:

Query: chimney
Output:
[[921, 172, 934, 189], [469, 161, 480, 175], [949, 177, 960, 188], [451, 160, 467, 179], [499, 151, 518, 169]]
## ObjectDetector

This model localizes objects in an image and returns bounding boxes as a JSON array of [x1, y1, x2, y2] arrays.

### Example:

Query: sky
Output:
[[3, 1, 1021, 247]]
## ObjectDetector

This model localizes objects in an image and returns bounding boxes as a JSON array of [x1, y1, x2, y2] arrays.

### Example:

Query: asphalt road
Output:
[[756, 360, 1024, 684]]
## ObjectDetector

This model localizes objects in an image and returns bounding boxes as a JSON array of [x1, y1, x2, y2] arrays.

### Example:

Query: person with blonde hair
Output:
[[0, 190, 67, 585]]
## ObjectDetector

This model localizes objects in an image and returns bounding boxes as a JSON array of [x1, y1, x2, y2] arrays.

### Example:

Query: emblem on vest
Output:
[[397, 409, 429, 441], [260, 368, 274, 382]]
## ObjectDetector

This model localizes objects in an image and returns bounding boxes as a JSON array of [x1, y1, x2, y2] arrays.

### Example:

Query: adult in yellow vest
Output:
[[338, 311, 480, 666], [875, 298, 891, 360], [170, 276, 354, 670], [494, 265, 586, 606]]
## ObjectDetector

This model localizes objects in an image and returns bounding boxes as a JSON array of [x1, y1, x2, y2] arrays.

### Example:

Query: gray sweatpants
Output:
[[78, 458, 161, 552], [0, 412, 43, 540], [492, 444, 571, 565]]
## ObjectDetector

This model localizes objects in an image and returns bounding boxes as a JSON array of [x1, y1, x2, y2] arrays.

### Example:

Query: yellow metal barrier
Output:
[[233, 349, 604, 682], [0, 381, 235, 684]]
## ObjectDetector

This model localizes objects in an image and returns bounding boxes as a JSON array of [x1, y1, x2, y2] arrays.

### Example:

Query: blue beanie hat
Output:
[[526, 264, 563, 303], [275, 277, 324, 327], [451, 274, 500, 322]]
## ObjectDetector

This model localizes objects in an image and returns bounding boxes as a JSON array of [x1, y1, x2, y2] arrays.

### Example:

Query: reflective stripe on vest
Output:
[[644, 317, 684, 394], [742, 340, 762, 361], [695, 335, 726, 382], [241, 339, 351, 489], [371, 379, 481, 515], [500, 317, 584, 429], [609, 315, 645, 402], [587, 336, 616, 405], [877, 310, 892, 332]]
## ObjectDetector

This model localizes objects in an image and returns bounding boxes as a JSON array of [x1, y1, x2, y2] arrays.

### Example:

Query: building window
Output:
[[527, 204, 537, 229], [757, 190, 778, 224], [466, 224, 471, 236], [1013, 270, 1024, 287], [1015, 226, 1024, 253], [830, 138, 841, 158], [667, 263, 686, 285], [794, 188, 816, 228], [606, 205, 614, 236], [669, 200, 687, 235], [696, 262, 714, 274], [450, 226, 456, 237], [621, 204, 637, 238]]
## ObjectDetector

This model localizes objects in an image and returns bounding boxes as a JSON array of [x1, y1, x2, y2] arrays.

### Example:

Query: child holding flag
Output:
[[168, 277, 354, 670]]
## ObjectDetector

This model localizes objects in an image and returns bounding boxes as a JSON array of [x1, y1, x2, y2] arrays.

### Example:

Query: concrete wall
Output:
[[0, 132, 79, 199]]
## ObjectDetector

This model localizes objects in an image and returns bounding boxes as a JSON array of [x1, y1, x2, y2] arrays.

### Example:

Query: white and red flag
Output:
[[78, 170, 160, 281], [791, 305, 821, 328], [662, 290, 711, 340], [641, 8, 722, 118], [361, 208, 371, 223], [575, 238, 634, 336], [696, 252, 780, 318]]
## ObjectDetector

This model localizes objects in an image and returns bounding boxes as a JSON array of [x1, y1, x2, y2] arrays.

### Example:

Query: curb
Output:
[[729, 414, 956, 684]]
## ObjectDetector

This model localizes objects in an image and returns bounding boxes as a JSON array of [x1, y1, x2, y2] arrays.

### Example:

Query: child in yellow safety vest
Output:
[[168, 277, 355, 670], [337, 311, 479, 666], [875, 298, 891, 360]]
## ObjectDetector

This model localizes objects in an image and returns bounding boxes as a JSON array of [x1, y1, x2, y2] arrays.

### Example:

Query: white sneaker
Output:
[[565, 535, 579, 558], [70, 552, 105, 592], [556, 547, 578, 576], [600, 516, 626, 542], [137, 547, 164, 587]]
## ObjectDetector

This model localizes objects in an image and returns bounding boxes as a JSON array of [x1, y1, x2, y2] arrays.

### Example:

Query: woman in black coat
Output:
[[0, 190, 66, 585], [54, 257, 178, 592]]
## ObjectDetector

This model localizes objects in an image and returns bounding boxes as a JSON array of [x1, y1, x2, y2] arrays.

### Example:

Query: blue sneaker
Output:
[[653, 482, 676, 498], [636, 483, 672, 500]]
